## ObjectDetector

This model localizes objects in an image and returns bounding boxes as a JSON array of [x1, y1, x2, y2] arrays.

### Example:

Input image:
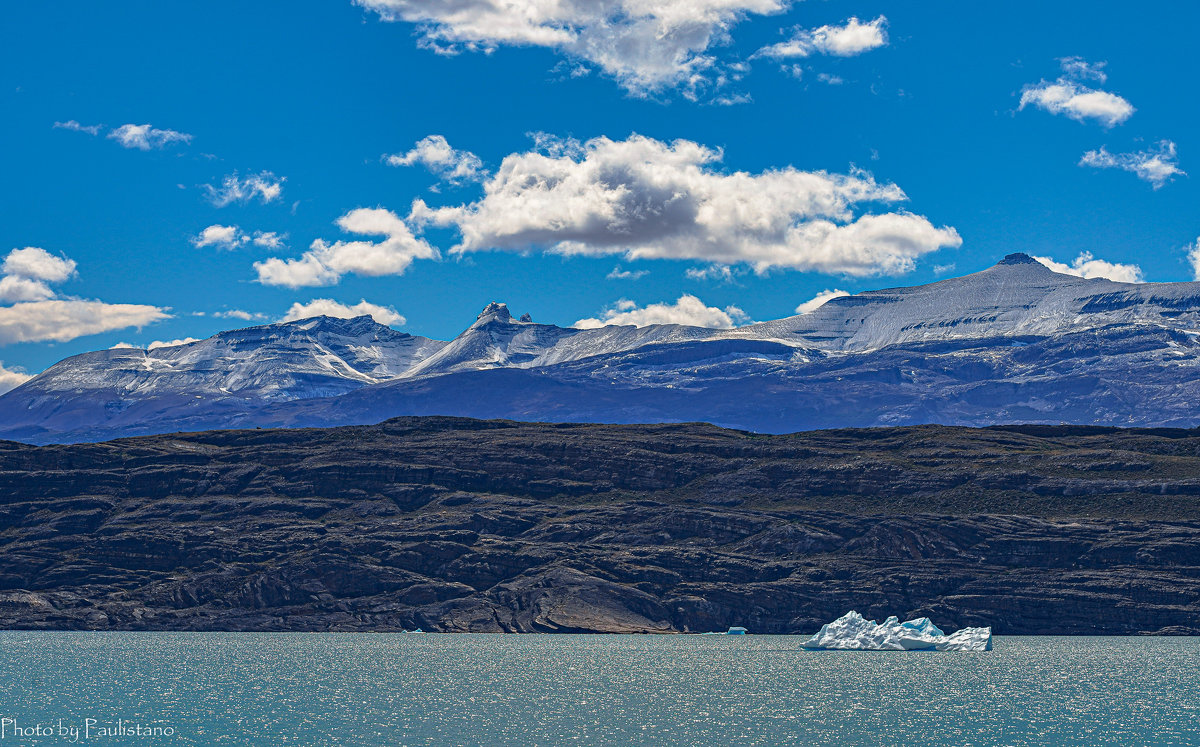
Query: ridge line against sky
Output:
[[2, 0, 1198, 380]]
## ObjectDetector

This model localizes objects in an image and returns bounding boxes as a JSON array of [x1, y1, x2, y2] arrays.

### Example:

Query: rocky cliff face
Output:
[[1, 417, 1198, 634]]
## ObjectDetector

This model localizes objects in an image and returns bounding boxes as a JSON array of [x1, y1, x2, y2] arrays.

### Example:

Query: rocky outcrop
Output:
[[1, 417, 1198, 634]]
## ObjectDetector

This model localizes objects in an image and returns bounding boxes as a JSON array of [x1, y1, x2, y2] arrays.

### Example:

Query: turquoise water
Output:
[[1, 633, 1198, 745]]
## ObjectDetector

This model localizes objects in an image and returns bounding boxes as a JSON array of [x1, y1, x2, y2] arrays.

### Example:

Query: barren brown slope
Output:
[[1, 417, 1198, 634]]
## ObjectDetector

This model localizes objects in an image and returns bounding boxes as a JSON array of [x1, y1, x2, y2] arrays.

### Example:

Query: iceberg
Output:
[[700, 626, 749, 635], [801, 611, 992, 651]]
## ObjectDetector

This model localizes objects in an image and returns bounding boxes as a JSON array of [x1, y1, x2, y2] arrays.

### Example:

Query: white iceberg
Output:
[[802, 611, 992, 651]]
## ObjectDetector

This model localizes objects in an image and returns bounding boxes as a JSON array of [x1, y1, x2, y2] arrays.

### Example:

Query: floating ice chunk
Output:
[[802, 611, 991, 651], [700, 626, 749, 635]]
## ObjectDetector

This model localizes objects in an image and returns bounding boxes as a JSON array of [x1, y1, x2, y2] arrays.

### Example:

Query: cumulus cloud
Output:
[[1185, 239, 1200, 282], [757, 16, 887, 59], [355, 0, 790, 97], [386, 135, 486, 183], [1033, 252, 1144, 283], [1080, 140, 1184, 189], [1019, 78, 1134, 128], [107, 123, 192, 150], [0, 248, 77, 303], [256, 208, 439, 288], [193, 225, 286, 250], [794, 288, 849, 314], [0, 276, 55, 303], [54, 120, 191, 149], [0, 300, 169, 344], [2, 247, 77, 283], [251, 231, 285, 249], [411, 134, 960, 276], [686, 265, 736, 282], [0, 247, 169, 344], [193, 224, 246, 250], [1059, 56, 1107, 83], [0, 362, 32, 394], [213, 309, 264, 321], [280, 298, 406, 326], [203, 172, 285, 207], [574, 294, 749, 329], [607, 266, 649, 280]]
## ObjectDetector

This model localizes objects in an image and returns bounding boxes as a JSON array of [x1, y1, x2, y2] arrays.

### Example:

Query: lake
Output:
[[1, 632, 1197, 745]]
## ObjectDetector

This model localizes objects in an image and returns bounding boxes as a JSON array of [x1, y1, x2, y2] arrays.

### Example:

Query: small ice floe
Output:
[[701, 626, 749, 635], [801, 611, 991, 651]]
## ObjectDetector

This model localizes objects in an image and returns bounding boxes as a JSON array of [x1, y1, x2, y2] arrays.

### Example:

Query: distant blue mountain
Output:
[[5, 254, 1200, 443]]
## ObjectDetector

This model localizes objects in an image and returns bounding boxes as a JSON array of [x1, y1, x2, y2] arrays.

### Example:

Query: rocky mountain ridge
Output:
[[6, 254, 1200, 442]]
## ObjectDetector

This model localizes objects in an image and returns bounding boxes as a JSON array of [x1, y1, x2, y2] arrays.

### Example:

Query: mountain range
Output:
[[5, 252, 1200, 443]]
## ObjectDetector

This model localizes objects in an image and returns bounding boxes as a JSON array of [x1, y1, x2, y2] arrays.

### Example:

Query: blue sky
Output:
[[2, 0, 1198, 382]]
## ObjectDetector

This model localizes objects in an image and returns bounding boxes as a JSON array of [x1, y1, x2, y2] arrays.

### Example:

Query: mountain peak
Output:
[[996, 252, 1040, 266], [280, 314, 387, 335], [475, 302, 512, 324]]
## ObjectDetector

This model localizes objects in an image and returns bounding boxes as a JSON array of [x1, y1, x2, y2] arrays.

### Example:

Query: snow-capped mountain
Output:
[[737, 253, 1200, 350], [0, 316, 444, 442], [407, 302, 722, 376], [5, 253, 1200, 443]]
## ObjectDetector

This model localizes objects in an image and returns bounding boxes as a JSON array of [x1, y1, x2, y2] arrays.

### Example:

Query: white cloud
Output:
[[147, 337, 201, 350], [0, 247, 169, 344], [1019, 79, 1134, 128], [794, 288, 849, 314], [107, 123, 192, 150], [1059, 56, 1107, 83], [280, 298, 406, 326], [0, 362, 32, 394], [193, 225, 285, 250], [757, 16, 887, 59], [0, 300, 170, 344], [355, 0, 790, 97], [0, 276, 55, 303], [411, 134, 960, 276], [686, 265, 736, 282], [817, 72, 844, 85], [1080, 140, 1184, 189], [204, 172, 285, 207], [213, 309, 264, 321], [3, 247, 77, 283], [386, 135, 486, 183], [53, 120, 102, 136], [54, 120, 191, 148], [251, 231, 285, 249], [1033, 252, 1144, 283], [255, 207, 439, 288], [607, 266, 649, 280], [1185, 239, 1200, 282], [0, 247, 77, 304], [574, 294, 749, 329], [193, 224, 247, 250]]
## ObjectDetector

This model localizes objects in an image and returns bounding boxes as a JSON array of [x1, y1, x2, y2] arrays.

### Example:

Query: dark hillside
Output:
[[1, 417, 1198, 634]]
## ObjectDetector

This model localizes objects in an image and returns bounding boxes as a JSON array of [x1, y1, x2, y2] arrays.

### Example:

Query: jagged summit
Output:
[[996, 252, 1041, 266], [474, 302, 513, 324]]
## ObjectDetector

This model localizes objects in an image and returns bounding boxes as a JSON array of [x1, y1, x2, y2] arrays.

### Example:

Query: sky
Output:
[[2, 0, 1199, 387]]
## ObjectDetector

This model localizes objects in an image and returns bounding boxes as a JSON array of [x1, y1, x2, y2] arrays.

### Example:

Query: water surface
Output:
[[0, 633, 1197, 745]]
